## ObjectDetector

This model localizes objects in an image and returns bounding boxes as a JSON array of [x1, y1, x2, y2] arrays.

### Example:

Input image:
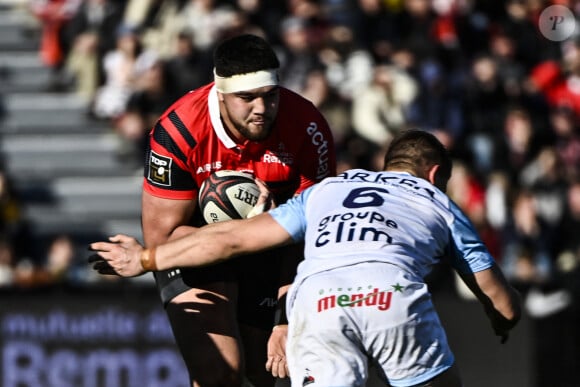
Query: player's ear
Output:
[[428, 164, 448, 193]]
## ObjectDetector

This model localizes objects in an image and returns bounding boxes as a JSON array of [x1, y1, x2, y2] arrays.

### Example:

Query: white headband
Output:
[[214, 68, 278, 93]]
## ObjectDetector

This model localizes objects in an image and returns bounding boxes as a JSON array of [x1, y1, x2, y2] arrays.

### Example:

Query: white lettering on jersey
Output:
[[306, 122, 331, 180], [262, 152, 294, 165], [196, 161, 222, 174]]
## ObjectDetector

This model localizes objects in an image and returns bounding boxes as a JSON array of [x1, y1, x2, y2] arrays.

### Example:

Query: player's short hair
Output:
[[383, 129, 452, 183], [213, 34, 280, 77]]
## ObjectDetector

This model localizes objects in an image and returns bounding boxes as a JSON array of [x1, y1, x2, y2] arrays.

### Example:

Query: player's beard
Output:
[[234, 117, 274, 142]]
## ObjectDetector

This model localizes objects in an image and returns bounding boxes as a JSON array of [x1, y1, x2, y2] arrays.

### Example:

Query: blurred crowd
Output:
[[0, 0, 580, 383]]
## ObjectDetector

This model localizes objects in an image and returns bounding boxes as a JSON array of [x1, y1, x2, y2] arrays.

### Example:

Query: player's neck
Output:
[[220, 115, 246, 144], [385, 167, 416, 177]]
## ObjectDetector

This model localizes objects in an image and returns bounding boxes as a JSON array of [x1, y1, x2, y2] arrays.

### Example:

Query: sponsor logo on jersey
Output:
[[148, 151, 172, 186], [315, 210, 398, 247], [262, 150, 294, 165], [196, 161, 223, 174], [337, 170, 437, 198], [316, 285, 405, 312], [305, 122, 331, 180]]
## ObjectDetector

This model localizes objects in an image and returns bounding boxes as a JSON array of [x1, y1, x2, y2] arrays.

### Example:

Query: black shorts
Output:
[[153, 246, 291, 330]]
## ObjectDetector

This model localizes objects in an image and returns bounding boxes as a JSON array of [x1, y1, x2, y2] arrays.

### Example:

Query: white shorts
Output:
[[286, 262, 455, 387]]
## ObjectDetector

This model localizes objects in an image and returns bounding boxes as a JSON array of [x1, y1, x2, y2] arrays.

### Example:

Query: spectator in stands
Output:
[[524, 37, 580, 122], [276, 16, 324, 96], [28, 0, 81, 91], [355, 0, 398, 63], [495, 106, 543, 184], [90, 24, 158, 120], [500, 189, 554, 293], [300, 68, 352, 151], [138, 0, 256, 60], [549, 106, 580, 182], [232, 0, 286, 44], [555, 181, 580, 271], [351, 63, 417, 148], [498, 0, 560, 72], [518, 182, 580, 387], [62, 0, 126, 100], [176, 0, 242, 52], [121, 0, 156, 32], [163, 30, 213, 98], [318, 24, 374, 101], [395, 0, 463, 72], [519, 147, 568, 229], [461, 54, 510, 177], [114, 60, 175, 166], [406, 53, 464, 145], [34, 233, 79, 286], [136, 0, 191, 60], [488, 30, 527, 101]]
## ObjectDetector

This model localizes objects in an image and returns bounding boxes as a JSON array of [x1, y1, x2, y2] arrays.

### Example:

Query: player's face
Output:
[[219, 86, 280, 142]]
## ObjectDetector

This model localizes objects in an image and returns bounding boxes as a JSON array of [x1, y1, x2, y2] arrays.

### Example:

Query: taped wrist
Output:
[[274, 293, 288, 325], [140, 247, 158, 271]]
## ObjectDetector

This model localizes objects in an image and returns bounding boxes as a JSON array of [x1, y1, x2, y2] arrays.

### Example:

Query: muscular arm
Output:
[[90, 213, 295, 277], [457, 264, 522, 341], [154, 214, 294, 270], [141, 190, 197, 246]]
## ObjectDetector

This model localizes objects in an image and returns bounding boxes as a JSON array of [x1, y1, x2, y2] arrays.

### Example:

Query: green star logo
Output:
[[391, 283, 404, 292]]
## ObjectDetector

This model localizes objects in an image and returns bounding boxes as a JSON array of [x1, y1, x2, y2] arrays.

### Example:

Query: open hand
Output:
[[88, 234, 146, 277], [265, 324, 290, 378]]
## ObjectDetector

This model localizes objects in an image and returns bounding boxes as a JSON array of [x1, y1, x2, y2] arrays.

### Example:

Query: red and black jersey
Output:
[[143, 83, 336, 206]]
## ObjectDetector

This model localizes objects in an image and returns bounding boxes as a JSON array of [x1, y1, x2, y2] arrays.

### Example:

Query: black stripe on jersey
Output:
[[152, 121, 188, 165], [168, 110, 197, 150], [171, 167, 199, 191], [145, 134, 198, 192]]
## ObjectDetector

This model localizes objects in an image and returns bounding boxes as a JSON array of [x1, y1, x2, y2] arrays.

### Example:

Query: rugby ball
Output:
[[198, 170, 261, 223]]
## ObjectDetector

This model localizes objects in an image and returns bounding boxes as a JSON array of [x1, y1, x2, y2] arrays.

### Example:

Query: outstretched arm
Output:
[[457, 264, 522, 343], [89, 213, 295, 277]]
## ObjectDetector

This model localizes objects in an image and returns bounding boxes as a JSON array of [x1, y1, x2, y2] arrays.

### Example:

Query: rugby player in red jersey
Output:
[[140, 34, 336, 387]]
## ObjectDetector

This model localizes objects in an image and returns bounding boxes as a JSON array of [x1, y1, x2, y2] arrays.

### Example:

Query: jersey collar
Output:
[[208, 85, 237, 149]]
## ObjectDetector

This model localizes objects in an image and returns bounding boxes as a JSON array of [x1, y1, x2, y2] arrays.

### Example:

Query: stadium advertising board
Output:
[[0, 288, 188, 387]]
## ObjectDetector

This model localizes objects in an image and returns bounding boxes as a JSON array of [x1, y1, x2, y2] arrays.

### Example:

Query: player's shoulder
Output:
[[278, 87, 322, 117], [157, 83, 213, 124], [275, 87, 332, 142], [152, 83, 213, 142]]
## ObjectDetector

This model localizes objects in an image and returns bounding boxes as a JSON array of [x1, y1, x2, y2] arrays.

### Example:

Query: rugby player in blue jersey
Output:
[[90, 129, 521, 387]]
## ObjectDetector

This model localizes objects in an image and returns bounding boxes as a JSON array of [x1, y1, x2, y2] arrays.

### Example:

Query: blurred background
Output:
[[0, 0, 579, 386]]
